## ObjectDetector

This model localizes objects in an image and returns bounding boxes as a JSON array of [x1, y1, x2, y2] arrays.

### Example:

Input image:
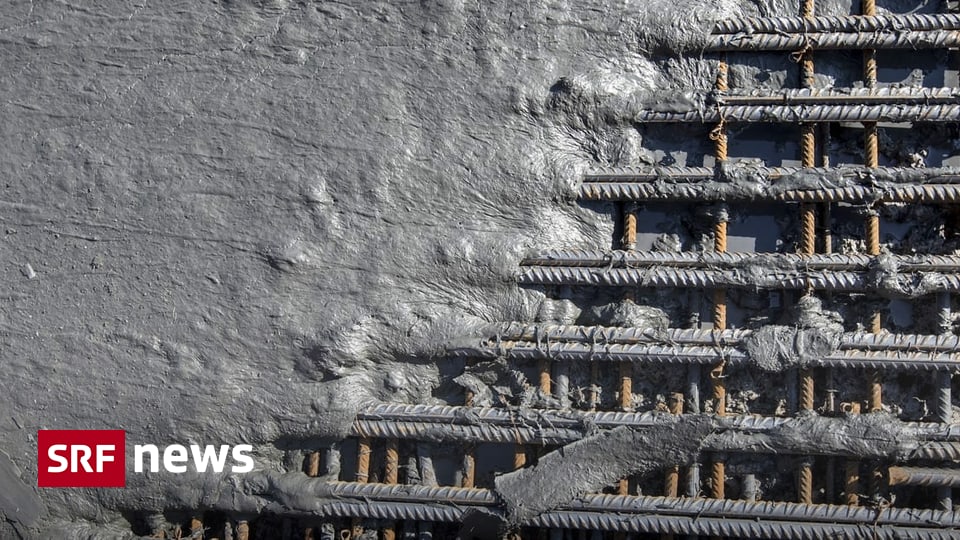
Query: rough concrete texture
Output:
[[1, 0, 956, 537], [493, 419, 713, 526]]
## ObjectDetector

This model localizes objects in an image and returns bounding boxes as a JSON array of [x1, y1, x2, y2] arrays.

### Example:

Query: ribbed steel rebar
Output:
[[308, 482, 960, 529], [352, 418, 581, 445], [518, 265, 960, 295], [315, 500, 464, 523], [521, 249, 960, 272], [312, 499, 960, 540], [889, 467, 960, 487], [712, 13, 960, 34], [722, 86, 960, 104], [358, 403, 674, 430], [580, 181, 960, 203], [527, 511, 957, 539], [583, 165, 960, 183], [352, 404, 960, 446], [911, 442, 960, 461], [318, 482, 498, 506], [632, 103, 960, 123], [487, 322, 960, 352], [705, 29, 960, 51], [452, 338, 960, 371], [571, 493, 960, 527], [307, 499, 960, 540]]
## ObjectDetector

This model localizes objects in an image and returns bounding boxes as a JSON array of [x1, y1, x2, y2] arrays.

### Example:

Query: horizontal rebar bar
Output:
[[302, 484, 960, 538], [580, 181, 960, 203], [358, 403, 672, 429], [527, 512, 958, 539], [705, 29, 960, 51], [632, 103, 960, 123], [712, 13, 960, 34], [888, 466, 960, 487], [352, 404, 960, 446], [583, 165, 960, 183], [721, 87, 960, 105], [485, 322, 960, 353], [521, 249, 960, 272], [318, 481, 499, 506], [451, 338, 960, 371], [351, 417, 582, 445], [314, 481, 960, 527], [518, 265, 960, 296]]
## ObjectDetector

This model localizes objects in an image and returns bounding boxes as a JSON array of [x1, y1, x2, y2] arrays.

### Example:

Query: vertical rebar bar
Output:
[[418, 442, 438, 487], [863, 0, 882, 422], [798, 457, 814, 504], [305, 450, 321, 539], [623, 204, 637, 252], [190, 517, 203, 540], [589, 361, 600, 411], [356, 438, 372, 483], [664, 393, 683, 498], [710, 60, 729, 513], [866, 208, 882, 413], [539, 358, 552, 397], [619, 362, 632, 411], [742, 474, 758, 502], [462, 447, 476, 489], [710, 457, 726, 500], [620, 202, 636, 455], [463, 388, 476, 489], [686, 365, 701, 414], [938, 290, 953, 510], [555, 363, 570, 409], [352, 438, 372, 539], [686, 462, 701, 498], [845, 402, 861, 506], [514, 447, 527, 470], [938, 291, 953, 426], [382, 439, 400, 540], [796, 9, 817, 508]]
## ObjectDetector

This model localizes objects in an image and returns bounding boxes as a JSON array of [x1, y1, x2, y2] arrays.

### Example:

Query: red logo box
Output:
[[37, 430, 126, 487]]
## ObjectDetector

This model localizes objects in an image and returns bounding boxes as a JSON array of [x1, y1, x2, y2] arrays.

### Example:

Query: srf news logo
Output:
[[37, 430, 254, 488]]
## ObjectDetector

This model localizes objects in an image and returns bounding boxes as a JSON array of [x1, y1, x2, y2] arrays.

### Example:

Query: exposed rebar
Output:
[[518, 265, 960, 297], [937, 291, 953, 429], [664, 393, 683, 499], [798, 457, 814, 504], [351, 404, 960, 456], [583, 164, 960, 182], [538, 358, 551, 397], [295, 484, 960, 539], [452, 334, 960, 372], [462, 448, 475, 488], [797, 57, 817, 503], [521, 249, 960, 273], [705, 29, 960, 51], [383, 438, 400, 540], [742, 473, 758, 502], [888, 466, 960, 487], [622, 205, 637, 252], [307, 481, 960, 527], [630, 102, 960, 123], [580, 181, 960, 204], [713, 13, 960, 34], [356, 438, 371, 483], [619, 362, 632, 411]]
